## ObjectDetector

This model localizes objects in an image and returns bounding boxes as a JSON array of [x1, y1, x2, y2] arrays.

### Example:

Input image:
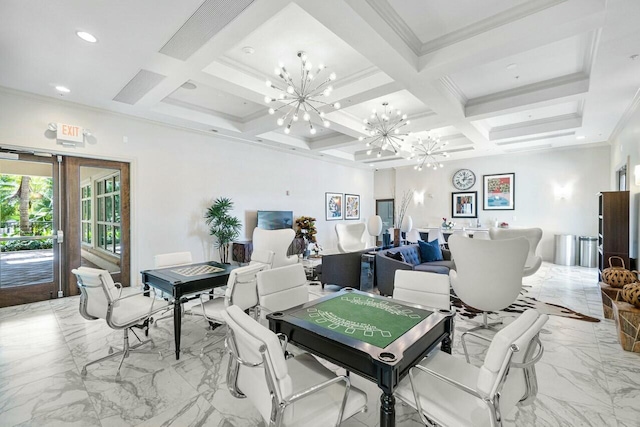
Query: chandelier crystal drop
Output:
[[359, 102, 411, 157], [410, 134, 450, 171], [265, 51, 340, 135]]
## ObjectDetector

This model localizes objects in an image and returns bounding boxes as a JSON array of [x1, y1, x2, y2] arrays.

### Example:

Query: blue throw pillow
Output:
[[418, 239, 443, 262]]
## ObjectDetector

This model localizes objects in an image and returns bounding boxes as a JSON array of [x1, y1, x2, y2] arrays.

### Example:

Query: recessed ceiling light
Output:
[[576, 135, 586, 140], [242, 46, 255, 54], [76, 31, 97, 43], [181, 82, 197, 90], [210, 129, 218, 133], [55, 86, 70, 93], [630, 54, 639, 61], [506, 63, 518, 70]]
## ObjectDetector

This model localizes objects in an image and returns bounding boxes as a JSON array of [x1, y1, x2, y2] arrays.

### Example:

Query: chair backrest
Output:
[[477, 309, 548, 411], [225, 263, 268, 311], [489, 227, 543, 272], [427, 228, 446, 246], [448, 234, 528, 312], [335, 222, 367, 253], [256, 264, 308, 314], [248, 249, 275, 269], [153, 251, 193, 268], [252, 228, 297, 268], [393, 270, 450, 310], [71, 267, 118, 320], [222, 305, 292, 423], [472, 230, 490, 240], [405, 229, 421, 244]]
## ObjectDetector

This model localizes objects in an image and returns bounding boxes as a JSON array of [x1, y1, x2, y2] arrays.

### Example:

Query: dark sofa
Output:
[[375, 244, 455, 296], [318, 249, 370, 290]]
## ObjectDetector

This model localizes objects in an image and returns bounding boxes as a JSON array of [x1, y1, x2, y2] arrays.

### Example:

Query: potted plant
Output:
[[295, 216, 317, 258], [205, 197, 241, 264]]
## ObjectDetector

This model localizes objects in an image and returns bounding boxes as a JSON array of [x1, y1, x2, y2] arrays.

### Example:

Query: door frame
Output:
[[0, 152, 60, 307], [63, 156, 130, 296]]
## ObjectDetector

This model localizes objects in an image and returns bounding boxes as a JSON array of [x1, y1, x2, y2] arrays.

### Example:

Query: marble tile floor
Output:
[[1, 262, 639, 426]]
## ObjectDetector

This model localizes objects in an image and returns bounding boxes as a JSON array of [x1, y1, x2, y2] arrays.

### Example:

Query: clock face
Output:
[[452, 169, 476, 190]]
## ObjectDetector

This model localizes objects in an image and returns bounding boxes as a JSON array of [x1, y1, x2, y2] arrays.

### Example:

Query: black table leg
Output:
[[380, 392, 395, 427], [441, 334, 452, 354], [143, 283, 150, 297], [174, 299, 181, 360]]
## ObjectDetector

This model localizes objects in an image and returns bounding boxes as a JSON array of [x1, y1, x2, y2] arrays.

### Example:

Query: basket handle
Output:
[[608, 256, 626, 269]]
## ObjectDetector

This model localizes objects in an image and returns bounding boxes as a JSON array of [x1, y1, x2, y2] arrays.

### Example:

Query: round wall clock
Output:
[[452, 169, 476, 190]]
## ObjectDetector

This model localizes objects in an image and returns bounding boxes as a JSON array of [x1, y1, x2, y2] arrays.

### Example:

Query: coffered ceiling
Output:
[[1, 0, 639, 169]]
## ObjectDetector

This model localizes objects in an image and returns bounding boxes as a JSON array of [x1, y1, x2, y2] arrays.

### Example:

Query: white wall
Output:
[[378, 145, 611, 261], [610, 96, 640, 259], [0, 89, 374, 285]]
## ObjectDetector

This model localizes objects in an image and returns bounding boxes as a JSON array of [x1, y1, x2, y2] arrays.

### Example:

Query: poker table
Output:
[[268, 288, 453, 427], [141, 261, 236, 360]]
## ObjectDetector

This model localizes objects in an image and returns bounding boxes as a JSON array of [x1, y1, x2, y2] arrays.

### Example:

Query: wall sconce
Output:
[[554, 184, 573, 200], [635, 165, 640, 186], [413, 190, 425, 205]]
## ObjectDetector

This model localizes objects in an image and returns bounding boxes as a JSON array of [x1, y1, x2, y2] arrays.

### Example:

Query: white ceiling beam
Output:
[[417, 0, 607, 77], [489, 114, 582, 141], [308, 134, 357, 151], [465, 73, 590, 119]]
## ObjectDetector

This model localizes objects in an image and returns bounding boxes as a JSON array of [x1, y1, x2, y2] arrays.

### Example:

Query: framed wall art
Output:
[[345, 194, 360, 220], [325, 192, 343, 220], [483, 173, 515, 210], [452, 191, 477, 218]]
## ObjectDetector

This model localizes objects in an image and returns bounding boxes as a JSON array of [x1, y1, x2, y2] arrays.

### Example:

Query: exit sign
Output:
[[56, 123, 84, 143]]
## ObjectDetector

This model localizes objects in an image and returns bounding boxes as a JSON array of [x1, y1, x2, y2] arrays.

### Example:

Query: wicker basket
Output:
[[601, 256, 637, 288], [622, 283, 640, 308]]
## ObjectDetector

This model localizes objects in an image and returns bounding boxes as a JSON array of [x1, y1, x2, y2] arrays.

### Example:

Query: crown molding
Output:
[[609, 87, 640, 143], [365, 0, 422, 56]]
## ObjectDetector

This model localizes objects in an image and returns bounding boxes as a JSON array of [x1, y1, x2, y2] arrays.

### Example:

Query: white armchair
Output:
[[252, 227, 298, 268], [71, 267, 168, 380], [256, 263, 309, 319], [335, 222, 367, 253], [395, 309, 548, 427], [489, 227, 543, 277], [222, 305, 368, 427], [448, 234, 528, 330]]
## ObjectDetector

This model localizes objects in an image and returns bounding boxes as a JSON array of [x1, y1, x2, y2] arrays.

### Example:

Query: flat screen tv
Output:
[[257, 210, 293, 230]]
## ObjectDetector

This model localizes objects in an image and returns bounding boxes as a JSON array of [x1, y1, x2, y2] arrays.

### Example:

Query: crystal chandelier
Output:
[[264, 51, 340, 135], [359, 102, 411, 157], [410, 134, 450, 171]]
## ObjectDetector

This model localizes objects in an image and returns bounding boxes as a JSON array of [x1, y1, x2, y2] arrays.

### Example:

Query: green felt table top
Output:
[[289, 293, 433, 348]]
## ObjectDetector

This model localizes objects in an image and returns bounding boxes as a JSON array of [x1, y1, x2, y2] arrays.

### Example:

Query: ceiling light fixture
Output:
[[576, 135, 586, 140], [265, 51, 340, 135], [55, 86, 70, 93], [359, 102, 410, 157], [242, 46, 255, 54], [181, 82, 197, 90], [76, 31, 97, 43], [409, 134, 449, 171]]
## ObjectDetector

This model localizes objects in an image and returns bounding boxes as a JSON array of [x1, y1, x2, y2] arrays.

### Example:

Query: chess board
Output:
[[171, 264, 225, 277]]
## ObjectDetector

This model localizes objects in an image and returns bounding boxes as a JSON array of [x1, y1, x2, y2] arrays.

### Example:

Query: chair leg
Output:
[[80, 326, 154, 380], [200, 322, 225, 357], [465, 312, 502, 334]]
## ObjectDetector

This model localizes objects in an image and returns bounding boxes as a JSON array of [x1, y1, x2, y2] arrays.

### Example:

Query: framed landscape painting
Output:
[[345, 194, 360, 220], [452, 191, 477, 218], [325, 192, 343, 220], [483, 173, 515, 210]]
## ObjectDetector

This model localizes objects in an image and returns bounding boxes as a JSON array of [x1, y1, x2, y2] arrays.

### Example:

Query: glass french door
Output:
[[0, 153, 60, 307], [375, 199, 395, 245], [0, 151, 130, 307]]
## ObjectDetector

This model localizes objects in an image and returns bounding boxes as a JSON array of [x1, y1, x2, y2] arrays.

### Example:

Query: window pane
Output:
[[82, 223, 87, 243], [106, 178, 113, 193], [99, 224, 105, 248], [114, 195, 120, 222], [87, 200, 91, 220], [114, 175, 120, 191], [97, 198, 104, 221], [87, 185, 91, 197], [105, 196, 113, 222], [114, 226, 121, 254], [97, 181, 104, 195], [87, 223, 92, 243], [106, 225, 113, 252]]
